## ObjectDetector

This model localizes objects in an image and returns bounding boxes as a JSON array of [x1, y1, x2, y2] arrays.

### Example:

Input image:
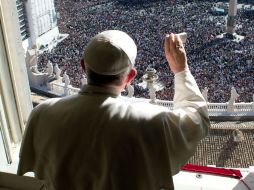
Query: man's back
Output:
[[18, 77, 209, 190], [18, 31, 210, 190]]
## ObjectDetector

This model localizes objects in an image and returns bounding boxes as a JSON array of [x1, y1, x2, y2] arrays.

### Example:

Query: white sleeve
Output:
[[163, 69, 210, 175]]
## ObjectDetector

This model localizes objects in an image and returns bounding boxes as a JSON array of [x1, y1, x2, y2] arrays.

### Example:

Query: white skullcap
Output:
[[84, 30, 137, 75]]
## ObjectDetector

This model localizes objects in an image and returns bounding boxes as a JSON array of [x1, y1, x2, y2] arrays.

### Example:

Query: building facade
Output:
[[16, 0, 59, 49], [15, 0, 30, 41]]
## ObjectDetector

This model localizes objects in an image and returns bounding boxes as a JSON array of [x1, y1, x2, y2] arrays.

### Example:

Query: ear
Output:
[[126, 68, 137, 84], [80, 59, 86, 72]]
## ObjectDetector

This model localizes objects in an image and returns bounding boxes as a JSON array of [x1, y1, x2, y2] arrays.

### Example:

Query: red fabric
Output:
[[181, 164, 242, 179]]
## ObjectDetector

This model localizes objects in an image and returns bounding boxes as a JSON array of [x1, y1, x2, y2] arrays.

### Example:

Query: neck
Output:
[[88, 82, 125, 95], [104, 84, 124, 94]]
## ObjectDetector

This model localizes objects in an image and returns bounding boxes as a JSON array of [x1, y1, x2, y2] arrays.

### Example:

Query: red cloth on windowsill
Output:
[[182, 164, 243, 179]]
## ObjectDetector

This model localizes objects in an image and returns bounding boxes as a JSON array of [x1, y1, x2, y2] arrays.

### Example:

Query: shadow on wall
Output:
[[232, 172, 254, 190]]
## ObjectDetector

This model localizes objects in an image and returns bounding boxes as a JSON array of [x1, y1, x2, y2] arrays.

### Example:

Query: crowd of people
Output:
[[38, 0, 254, 103]]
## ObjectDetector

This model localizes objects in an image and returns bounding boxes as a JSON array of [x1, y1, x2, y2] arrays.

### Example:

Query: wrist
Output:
[[173, 66, 189, 75], [174, 68, 190, 76]]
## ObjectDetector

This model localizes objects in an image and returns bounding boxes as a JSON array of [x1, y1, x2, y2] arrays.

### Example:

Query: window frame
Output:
[[0, 0, 33, 163]]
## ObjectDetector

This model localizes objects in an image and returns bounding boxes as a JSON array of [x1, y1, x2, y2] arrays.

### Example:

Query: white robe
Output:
[[18, 70, 210, 190]]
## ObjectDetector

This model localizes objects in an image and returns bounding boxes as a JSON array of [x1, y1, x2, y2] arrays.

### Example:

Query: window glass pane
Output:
[[0, 91, 12, 164], [0, 21, 22, 144]]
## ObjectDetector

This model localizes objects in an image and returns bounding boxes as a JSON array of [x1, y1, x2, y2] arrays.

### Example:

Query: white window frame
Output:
[[0, 0, 33, 163]]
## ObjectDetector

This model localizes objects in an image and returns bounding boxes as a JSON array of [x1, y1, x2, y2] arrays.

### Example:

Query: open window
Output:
[[0, 0, 32, 165]]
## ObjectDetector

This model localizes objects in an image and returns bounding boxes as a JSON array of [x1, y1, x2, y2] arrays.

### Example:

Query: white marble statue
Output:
[[63, 71, 70, 95], [227, 86, 239, 112], [202, 87, 208, 102], [63, 71, 70, 87], [81, 75, 88, 87], [47, 61, 54, 76], [25, 48, 49, 88], [54, 64, 61, 80], [229, 87, 239, 103], [127, 84, 134, 98]]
